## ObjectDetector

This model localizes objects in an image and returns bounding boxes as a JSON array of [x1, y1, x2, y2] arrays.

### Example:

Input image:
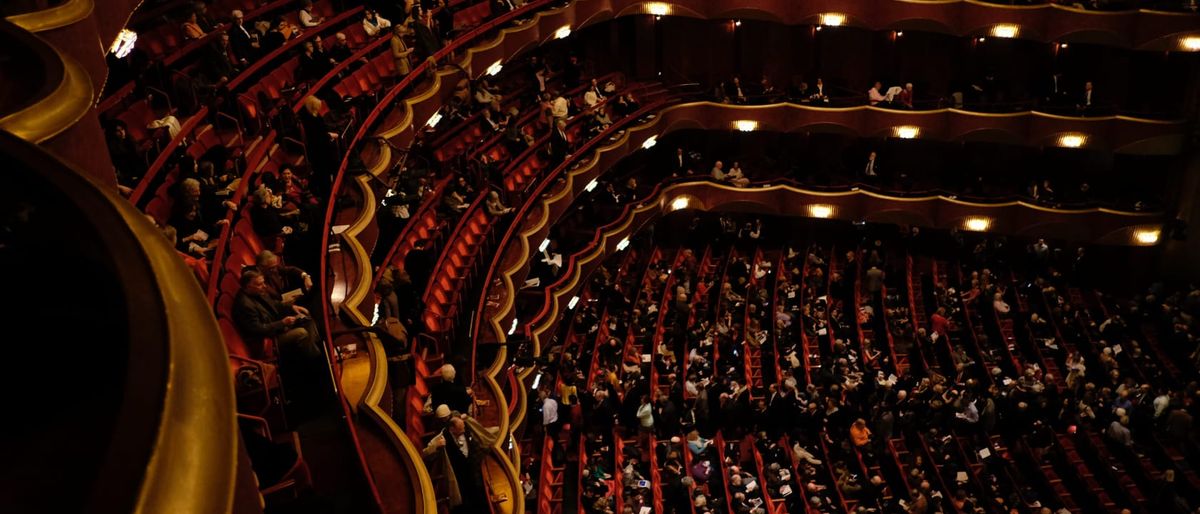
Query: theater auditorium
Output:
[[3, 1, 1200, 513]]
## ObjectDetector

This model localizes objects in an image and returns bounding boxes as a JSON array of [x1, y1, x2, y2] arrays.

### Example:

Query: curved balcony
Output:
[[603, 0, 1200, 49], [0, 18, 91, 143], [470, 102, 1166, 353], [482, 176, 1162, 359], [0, 129, 235, 512]]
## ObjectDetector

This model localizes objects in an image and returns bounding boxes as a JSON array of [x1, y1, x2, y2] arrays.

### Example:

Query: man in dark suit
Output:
[[423, 417, 489, 513], [669, 147, 690, 176], [228, 10, 260, 64], [404, 238, 437, 293], [232, 270, 325, 412], [549, 119, 571, 164]]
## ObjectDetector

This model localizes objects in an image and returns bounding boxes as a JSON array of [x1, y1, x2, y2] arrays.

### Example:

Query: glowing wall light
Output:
[[734, 120, 758, 132], [616, 237, 631, 251], [642, 135, 658, 149], [1181, 36, 1200, 51], [568, 296, 580, 309], [426, 110, 443, 128], [508, 318, 519, 335], [584, 179, 599, 192], [671, 196, 690, 211], [555, 25, 572, 39], [646, 2, 671, 16], [539, 239, 551, 252], [963, 217, 992, 232], [820, 13, 845, 27], [894, 126, 920, 139], [991, 24, 1019, 38], [1057, 134, 1086, 148], [110, 29, 138, 58], [808, 204, 834, 219], [486, 60, 503, 76], [1134, 229, 1161, 245]]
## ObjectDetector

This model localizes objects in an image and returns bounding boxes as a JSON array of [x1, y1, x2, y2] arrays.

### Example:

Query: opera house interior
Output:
[[5, 0, 1200, 513]]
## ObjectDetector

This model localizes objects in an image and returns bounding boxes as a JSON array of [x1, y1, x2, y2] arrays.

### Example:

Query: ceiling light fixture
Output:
[[991, 24, 1018, 38], [894, 126, 920, 139], [963, 217, 992, 232], [820, 13, 845, 27], [1134, 229, 1160, 245], [734, 120, 758, 132], [1058, 134, 1086, 148]]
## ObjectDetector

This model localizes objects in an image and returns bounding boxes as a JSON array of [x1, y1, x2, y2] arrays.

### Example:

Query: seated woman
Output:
[[362, 9, 392, 37]]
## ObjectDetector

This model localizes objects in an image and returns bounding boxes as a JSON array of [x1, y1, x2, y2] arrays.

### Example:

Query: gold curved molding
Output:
[[363, 336, 438, 514], [130, 197, 237, 514], [5, 0, 95, 32], [478, 100, 1165, 356], [375, 0, 607, 143], [5, 130, 237, 513], [0, 43, 93, 143]]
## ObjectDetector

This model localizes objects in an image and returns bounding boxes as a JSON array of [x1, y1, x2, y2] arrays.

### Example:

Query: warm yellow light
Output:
[[820, 13, 845, 27], [964, 217, 991, 232], [1182, 36, 1200, 51], [426, 111, 443, 128], [734, 120, 758, 132], [991, 24, 1019, 38], [486, 60, 503, 76], [646, 2, 670, 16], [671, 196, 690, 211], [809, 204, 834, 219], [642, 135, 658, 149], [110, 29, 138, 58], [555, 25, 572, 39], [894, 126, 920, 139], [1058, 134, 1086, 148], [1134, 229, 1160, 245]]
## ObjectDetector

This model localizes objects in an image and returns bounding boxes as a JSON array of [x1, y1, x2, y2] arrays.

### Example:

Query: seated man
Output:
[[252, 250, 312, 303], [233, 270, 325, 410]]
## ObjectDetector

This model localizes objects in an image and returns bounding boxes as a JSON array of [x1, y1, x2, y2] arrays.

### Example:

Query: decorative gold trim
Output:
[[479, 100, 1163, 356], [5, 0, 95, 32], [132, 202, 238, 514], [15, 132, 238, 514], [363, 336, 438, 514], [0, 45, 93, 143]]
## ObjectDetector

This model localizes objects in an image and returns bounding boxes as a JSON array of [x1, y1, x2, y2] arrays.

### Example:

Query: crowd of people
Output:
[[711, 73, 1106, 115], [513, 209, 1200, 514]]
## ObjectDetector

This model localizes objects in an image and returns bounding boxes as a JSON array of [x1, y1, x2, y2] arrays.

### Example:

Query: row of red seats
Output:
[[420, 85, 662, 341]]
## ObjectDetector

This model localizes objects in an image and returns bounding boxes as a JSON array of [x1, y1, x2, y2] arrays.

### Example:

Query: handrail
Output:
[[126, 106, 210, 206], [361, 335, 436, 514], [317, 0, 557, 377], [0, 130, 236, 514], [0, 25, 93, 143], [469, 98, 669, 366], [480, 173, 1166, 368]]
